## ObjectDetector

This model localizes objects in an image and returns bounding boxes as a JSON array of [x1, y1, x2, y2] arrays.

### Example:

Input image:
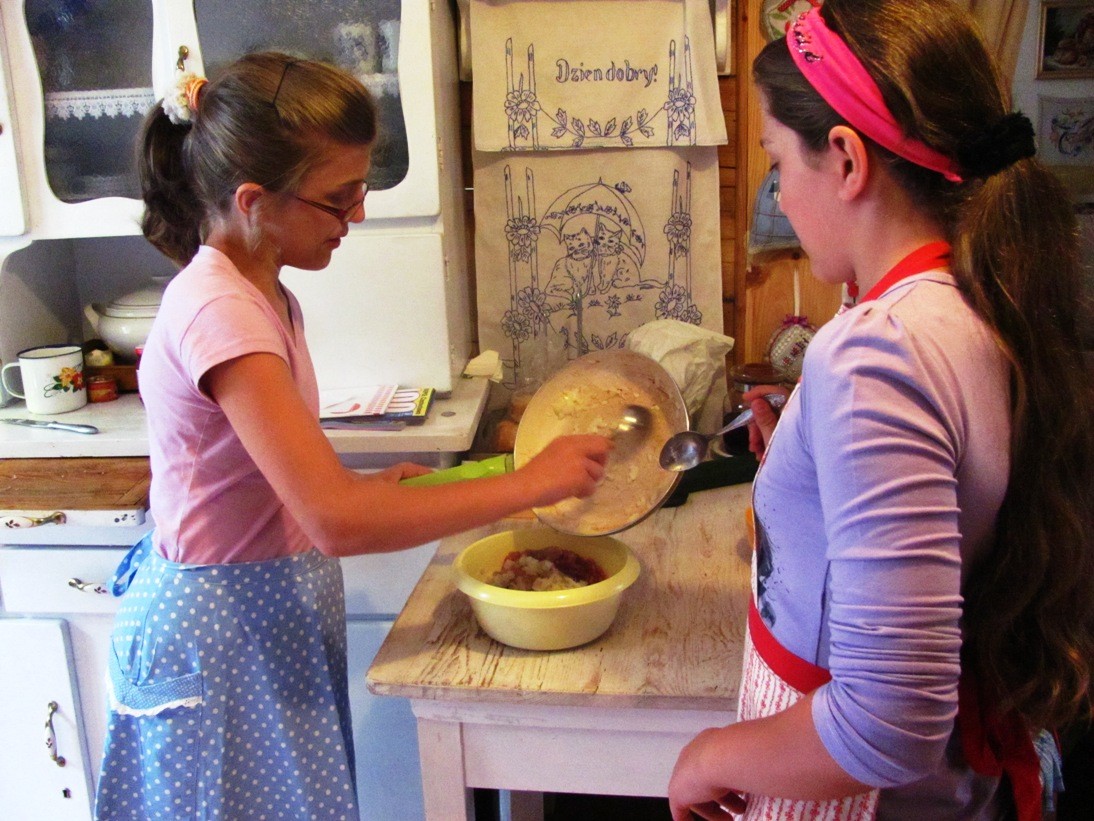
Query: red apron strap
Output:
[[958, 675, 1043, 821], [860, 241, 952, 302], [748, 597, 832, 694]]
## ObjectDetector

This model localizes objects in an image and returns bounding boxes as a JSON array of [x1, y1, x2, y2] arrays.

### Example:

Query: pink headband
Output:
[[787, 7, 963, 182]]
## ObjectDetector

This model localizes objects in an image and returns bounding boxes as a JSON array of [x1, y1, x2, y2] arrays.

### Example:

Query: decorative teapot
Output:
[[84, 277, 168, 361]]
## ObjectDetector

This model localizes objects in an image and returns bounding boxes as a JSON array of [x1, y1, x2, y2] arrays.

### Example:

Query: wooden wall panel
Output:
[[733, 1, 841, 366]]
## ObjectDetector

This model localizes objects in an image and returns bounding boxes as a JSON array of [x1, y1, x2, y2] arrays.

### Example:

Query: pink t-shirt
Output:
[[139, 246, 320, 564]]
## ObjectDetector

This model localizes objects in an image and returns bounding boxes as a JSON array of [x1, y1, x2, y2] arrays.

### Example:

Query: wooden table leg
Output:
[[417, 716, 475, 820]]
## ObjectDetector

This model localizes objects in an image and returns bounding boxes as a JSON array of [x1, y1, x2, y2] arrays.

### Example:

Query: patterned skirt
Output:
[[95, 533, 358, 820]]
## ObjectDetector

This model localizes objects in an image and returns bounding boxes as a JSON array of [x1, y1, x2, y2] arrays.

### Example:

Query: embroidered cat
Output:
[[592, 223, 642, 292], [546, 228, 596, 302]]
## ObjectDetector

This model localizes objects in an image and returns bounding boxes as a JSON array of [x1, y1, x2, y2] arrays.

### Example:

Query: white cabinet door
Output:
[[0, 618, 94, 821], [189, 0, 440, 220], [0, 0, 152, 239], [346, 619, 425, 821], [282, 233, 462, 394], [0, 33, 27, 237]]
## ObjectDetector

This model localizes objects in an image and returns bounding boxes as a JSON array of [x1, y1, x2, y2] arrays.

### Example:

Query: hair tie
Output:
[[162, 71, 208, 125], [955, 113, 1036, 179]]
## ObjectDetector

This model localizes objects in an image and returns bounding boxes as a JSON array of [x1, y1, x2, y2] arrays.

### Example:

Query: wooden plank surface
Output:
[[734, 1, 842, 364], [0, 457, 150, 510], [368, 482, 753, 712]]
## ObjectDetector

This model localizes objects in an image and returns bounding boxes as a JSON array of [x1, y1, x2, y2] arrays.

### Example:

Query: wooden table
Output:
[[367, 483, 754, 820]]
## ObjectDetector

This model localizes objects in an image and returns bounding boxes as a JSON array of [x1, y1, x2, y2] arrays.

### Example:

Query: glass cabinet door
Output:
[[25, 0, 154, 203], [193, 0, 409, 192]]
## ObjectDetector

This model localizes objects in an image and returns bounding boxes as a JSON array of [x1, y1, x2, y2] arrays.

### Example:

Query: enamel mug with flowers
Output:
[[1, 344, 87, 414]]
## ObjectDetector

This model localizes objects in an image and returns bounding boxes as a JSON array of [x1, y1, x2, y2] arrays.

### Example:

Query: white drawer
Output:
[[0, 540, 439, 618], [0, 547, 125, 614]]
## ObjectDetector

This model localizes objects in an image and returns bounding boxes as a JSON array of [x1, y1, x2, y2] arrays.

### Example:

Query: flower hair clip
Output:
[[162, 71, 208, 125]]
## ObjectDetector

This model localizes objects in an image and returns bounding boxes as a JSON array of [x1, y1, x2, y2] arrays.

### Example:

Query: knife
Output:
[[2, 418, 99, 435]]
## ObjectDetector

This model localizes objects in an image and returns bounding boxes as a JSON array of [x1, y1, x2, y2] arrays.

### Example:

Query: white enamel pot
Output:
[[84, 280, 166, 361]]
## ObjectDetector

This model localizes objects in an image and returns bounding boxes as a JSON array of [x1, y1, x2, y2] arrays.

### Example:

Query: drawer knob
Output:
[[3, 511, 66, 528], [68, 578, 110, 595]]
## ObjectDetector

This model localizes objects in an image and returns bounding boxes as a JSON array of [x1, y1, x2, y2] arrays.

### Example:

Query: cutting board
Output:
[[0, 457, 151, 526]]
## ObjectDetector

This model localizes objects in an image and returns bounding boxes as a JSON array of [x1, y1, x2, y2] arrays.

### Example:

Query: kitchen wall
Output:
[[1011, 1, 1094, 348]]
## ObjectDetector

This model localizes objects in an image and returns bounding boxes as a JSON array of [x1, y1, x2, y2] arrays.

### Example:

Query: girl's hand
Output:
[[373, 462, 434, 484], [742, 386, 791, 461], [668, 728, 745, 821], [686, 794, 746, 821], [517, 434, 612, 507]]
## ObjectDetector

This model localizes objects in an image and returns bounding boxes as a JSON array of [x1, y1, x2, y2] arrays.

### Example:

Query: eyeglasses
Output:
[[291, 183, 368, 223]]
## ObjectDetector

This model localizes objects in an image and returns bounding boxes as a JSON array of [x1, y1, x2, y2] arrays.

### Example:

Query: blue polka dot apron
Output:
[[95, 533, 359, 820]]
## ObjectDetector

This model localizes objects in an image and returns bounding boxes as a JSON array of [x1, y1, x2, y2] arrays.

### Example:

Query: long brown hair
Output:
[[754, 0, 1094, 732], [138, 52, 378, 265]]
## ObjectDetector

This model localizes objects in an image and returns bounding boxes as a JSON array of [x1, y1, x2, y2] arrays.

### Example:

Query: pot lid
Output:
[[97, 283, 165, 318], [513, 349, 688, 536]]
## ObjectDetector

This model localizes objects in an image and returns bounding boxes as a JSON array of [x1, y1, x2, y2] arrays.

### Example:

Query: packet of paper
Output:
[[626, 320, 734, 432]]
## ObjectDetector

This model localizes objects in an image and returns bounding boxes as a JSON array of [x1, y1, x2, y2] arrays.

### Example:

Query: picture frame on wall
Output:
[[1037, 1, 1094, 79], [1038, 95, 1094, 200]]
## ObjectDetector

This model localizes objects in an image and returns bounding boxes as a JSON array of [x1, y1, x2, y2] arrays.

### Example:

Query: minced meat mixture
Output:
[[488, 547, 607, 591]]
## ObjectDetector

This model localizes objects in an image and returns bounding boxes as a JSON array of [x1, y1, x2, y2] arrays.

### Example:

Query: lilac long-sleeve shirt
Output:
[[752, 270, 1011, 817]]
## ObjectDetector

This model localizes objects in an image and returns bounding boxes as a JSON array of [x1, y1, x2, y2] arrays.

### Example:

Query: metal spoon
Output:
[[612, 404, 652, 442], [659, 394, 787, 472]]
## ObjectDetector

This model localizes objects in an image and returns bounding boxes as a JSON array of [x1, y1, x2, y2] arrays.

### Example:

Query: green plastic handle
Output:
[[399, 453, 514, 486]]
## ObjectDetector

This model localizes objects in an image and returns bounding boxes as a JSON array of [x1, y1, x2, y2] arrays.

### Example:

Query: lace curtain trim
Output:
[[45, 87, 156, 120]]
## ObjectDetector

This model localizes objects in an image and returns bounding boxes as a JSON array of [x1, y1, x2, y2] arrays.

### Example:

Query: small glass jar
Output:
[[87, 375, 119, 403]]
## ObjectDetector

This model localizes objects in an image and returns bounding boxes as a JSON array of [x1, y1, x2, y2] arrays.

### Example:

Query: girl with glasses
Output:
[[96, 52, 611, 819]]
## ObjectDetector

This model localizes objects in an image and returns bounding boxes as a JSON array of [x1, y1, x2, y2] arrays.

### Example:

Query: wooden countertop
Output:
[[368, 482, 754, 712], [0, 457, 150, 510]]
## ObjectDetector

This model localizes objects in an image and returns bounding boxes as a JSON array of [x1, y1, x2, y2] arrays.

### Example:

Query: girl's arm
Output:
[[204, 352, 611, 556], [667, 694, 870, 821]]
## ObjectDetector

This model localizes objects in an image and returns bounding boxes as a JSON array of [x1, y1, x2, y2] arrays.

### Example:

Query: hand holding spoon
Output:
[[659, 394, 787, 471]]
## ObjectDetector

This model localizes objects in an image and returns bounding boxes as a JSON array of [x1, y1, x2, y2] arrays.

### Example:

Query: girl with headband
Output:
[[669, 1, 1093, 819], [95, 53, 611, 818]]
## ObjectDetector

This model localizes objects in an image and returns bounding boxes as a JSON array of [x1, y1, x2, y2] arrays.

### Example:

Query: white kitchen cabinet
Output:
[[0, 0, 446, 240], [0, 23, 26, 238], [0, 529, 437, 821], [0, 0, 472, 394], [0, 618, 97, 819], [0, 0, 153, 238], [348, 619, 426, 821]]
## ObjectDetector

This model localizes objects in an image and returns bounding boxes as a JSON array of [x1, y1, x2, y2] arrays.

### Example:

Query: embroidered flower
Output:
[[501, 308, 533, 342], [505, 215, 541, 262], [663, 87, 697, 139], [664, 211, 692, 254], [655, 283, 691, 320], [162, 72, 208, 125], [515, 286, 549, 328], [505, 88, 540, 125]]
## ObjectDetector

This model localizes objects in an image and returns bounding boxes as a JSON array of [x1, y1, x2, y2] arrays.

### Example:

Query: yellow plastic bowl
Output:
[[453, 528, 640, 650]]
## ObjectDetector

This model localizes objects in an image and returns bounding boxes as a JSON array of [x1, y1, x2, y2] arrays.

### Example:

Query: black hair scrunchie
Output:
[[955, 112, 1037, 179]]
